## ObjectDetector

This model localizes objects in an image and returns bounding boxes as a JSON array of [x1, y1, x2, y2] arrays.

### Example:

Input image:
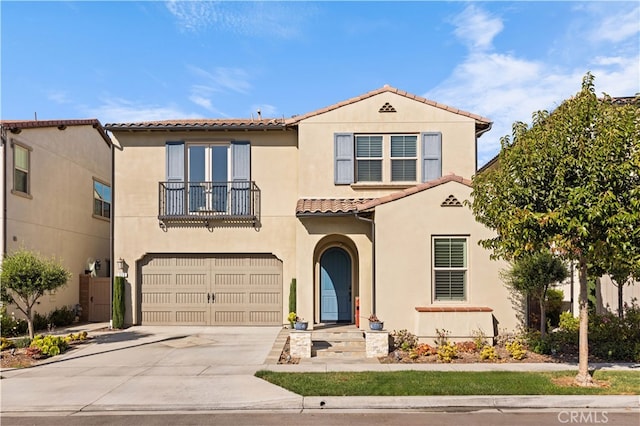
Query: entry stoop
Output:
[[311, 325, 367, 359]]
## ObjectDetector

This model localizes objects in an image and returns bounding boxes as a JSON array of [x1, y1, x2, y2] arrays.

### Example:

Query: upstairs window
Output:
[[433, 237, 467, 301], [93, 179, 111, 219], [334, 132, 441, 185], [13, 143, 30, 195], [390, 135, 417, 181], [355, 135, 383, 182]]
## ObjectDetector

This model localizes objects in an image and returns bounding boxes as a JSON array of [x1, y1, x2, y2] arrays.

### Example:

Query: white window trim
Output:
[[390, 134, 418, 182], [11, 140, 32, 198], [432, 235, 469, 303], [92, 177, 111, 221]]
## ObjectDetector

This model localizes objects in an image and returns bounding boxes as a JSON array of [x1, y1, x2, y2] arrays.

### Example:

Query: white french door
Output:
[[188, 144, 230, 212]]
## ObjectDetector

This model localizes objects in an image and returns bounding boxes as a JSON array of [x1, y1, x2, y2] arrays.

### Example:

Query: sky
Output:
[[1, 1, 638, 166]]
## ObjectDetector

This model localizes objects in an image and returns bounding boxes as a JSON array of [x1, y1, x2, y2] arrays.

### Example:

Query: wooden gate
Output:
[[79, 275, 111, 322]]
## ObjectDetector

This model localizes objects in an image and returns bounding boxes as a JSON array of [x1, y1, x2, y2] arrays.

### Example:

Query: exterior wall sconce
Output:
[[116, 258, 128, 278]]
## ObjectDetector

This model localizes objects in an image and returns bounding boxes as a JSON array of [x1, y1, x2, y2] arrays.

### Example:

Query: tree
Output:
[[503, 251, 567, 338], [470, 73, 640, 386], [0, 249, 71, 339]]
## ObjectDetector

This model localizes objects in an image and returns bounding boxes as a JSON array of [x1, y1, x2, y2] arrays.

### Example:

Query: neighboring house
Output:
[[0, 119, 112, 316], [106, 86, 519, 341]]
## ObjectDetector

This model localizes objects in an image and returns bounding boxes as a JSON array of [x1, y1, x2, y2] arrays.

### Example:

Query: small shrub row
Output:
[[29, 334, 69, 357], [1, 305, 78, 337]]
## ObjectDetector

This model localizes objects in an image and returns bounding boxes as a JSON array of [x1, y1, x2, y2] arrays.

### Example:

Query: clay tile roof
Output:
[[0, 118, 111, 147], [285, 85, 492, 131], [105, 118, 287, 131], [355, 174, 472, 211], [296, 198, 375, 216]]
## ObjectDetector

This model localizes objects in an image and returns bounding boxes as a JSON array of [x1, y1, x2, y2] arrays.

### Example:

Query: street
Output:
[[2, 410, 638, 426]]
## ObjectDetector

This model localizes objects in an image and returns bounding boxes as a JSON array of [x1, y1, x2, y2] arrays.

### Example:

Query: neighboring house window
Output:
[[433, 237, 467, 301], [333, 132, 441, 185], [13, 143, 30, 195], [93, 179, 111, 219], [355, 135, 383, 182], [390, 135, 417, 181]]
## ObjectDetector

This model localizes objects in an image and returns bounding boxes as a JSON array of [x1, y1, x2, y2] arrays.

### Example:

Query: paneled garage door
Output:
[[140, 254, 282, 325]]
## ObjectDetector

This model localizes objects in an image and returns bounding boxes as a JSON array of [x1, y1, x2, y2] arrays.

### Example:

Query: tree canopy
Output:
[[1, 249, 71, 338], [470, 73, 640, 385]]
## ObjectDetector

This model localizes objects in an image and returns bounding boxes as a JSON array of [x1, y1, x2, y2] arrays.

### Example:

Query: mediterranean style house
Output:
[[106, 85, 519, 342], [0, 119, 112, 315]]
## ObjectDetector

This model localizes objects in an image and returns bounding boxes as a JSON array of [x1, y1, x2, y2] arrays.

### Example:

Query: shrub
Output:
[[471, 328, 488, 349], [436, 342, 458, 363], [409, 343, 437, 359], [49, 306, 75, 327], [33, 311, 49, 332], [1, 337, 14, 350], [454, 341, 478, 353], [112, 276, 125, 329], [480, 345, 500, 361], [29, 334, 68, 357], [546, 288, 564, 327], [558, 311, 579, 332], [390, 329, 418, 351], [64, 331, 88, 343], [588, 302, 640, 361], [0, 307, 28, 337], [14, 337, 32, 348], [505, 339, 527, 360]]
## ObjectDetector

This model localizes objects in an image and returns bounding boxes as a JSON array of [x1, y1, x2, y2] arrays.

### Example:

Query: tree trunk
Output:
[[618, 282, 624, 319], [575, 257, 593, 386], [539, 297, 547, 339], [26, 307, 35, 340]]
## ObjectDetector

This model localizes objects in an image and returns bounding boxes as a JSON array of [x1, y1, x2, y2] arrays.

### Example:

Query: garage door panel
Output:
[[141, 254, 282, 326]]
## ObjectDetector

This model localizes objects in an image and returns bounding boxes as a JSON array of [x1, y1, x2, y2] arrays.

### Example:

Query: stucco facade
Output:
[[107, 86, 518, 341], [1, 120, 112, 316]]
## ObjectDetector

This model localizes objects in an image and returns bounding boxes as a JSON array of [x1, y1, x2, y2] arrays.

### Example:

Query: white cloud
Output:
[[186, 66, 252, 114], [427, 4, 640, 167], [87, 97, 201, 123], [590, 6, 640, 43], [451, 5, 503, 51], [47, 90, 72, 104], [165, 1, 313, 38], [250, 103, 279, 119]]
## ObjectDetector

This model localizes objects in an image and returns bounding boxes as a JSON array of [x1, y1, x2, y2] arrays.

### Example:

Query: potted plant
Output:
[[368, 314, 384, 331], [289, 312, 308, 330]]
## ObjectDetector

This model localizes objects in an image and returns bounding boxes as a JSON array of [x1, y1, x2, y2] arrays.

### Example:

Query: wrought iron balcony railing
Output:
[[158, 181, 260, 228]]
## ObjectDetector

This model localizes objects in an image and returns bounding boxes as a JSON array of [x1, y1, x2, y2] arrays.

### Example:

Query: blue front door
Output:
[[320, 247, 352, 322]]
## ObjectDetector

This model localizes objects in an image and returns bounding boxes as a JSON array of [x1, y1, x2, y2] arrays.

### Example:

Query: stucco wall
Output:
[[111, 129, 300, 325], [373, 181, 517, 339], [3, 125, 111, 316], [297, 92, 478, 199]]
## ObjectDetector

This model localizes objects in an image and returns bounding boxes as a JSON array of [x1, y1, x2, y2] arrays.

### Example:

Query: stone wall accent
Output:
[[365, 330, 389, 357], [290, 331, 312, 358]]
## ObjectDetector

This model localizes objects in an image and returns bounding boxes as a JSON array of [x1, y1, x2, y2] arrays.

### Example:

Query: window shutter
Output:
[[334, 133, 354, 184], [421, 132, 442, 182], [231, 141, 251, 215], [165, 142, 185, 215]]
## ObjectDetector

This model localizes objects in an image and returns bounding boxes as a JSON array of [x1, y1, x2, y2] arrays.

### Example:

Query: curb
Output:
[[302, 395, 640, 410]]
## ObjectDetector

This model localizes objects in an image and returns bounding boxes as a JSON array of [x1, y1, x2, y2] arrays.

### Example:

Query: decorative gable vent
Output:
[[379, 102, 396, 113], [441, 194, 462, 207]]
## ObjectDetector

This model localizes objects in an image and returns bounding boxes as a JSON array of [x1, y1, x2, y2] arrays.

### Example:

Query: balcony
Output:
[[158, 181, 260, 230]]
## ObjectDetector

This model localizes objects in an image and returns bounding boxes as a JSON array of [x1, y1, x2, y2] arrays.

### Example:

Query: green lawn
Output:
[[255, 370, 640, 396]]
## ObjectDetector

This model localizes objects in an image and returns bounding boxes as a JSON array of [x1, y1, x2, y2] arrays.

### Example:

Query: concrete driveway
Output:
[[1, 325, 302, 413]]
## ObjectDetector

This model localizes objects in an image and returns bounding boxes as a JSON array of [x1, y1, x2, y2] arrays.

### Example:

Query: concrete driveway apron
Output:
[[0, 326, 302, 413]]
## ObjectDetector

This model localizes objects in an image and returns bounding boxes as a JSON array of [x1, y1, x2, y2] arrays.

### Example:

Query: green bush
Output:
[[546, 288, 564, 327], [505, 339, 527, 360], [480, 345, 499, 360], [48, 306, 75, 327], [29, 334, 68, 357], [288, 279, 296, 315], [436, 342, 458, 363], [112, 277, 125, 329], [1, 337, 14, 350], [559, 311, 580, 332], [0, 306, 28, 337], [33, 311, 49, 332]]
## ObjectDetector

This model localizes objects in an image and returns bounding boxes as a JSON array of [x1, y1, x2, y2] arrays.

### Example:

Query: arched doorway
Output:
[[320, 247, 352, 322]]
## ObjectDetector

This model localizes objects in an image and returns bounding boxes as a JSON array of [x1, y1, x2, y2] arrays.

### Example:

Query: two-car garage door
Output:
[[140, 254, 282, 325]]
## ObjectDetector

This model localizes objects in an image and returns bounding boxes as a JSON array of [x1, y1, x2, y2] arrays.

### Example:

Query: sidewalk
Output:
[[1, 324, 638, 414]]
